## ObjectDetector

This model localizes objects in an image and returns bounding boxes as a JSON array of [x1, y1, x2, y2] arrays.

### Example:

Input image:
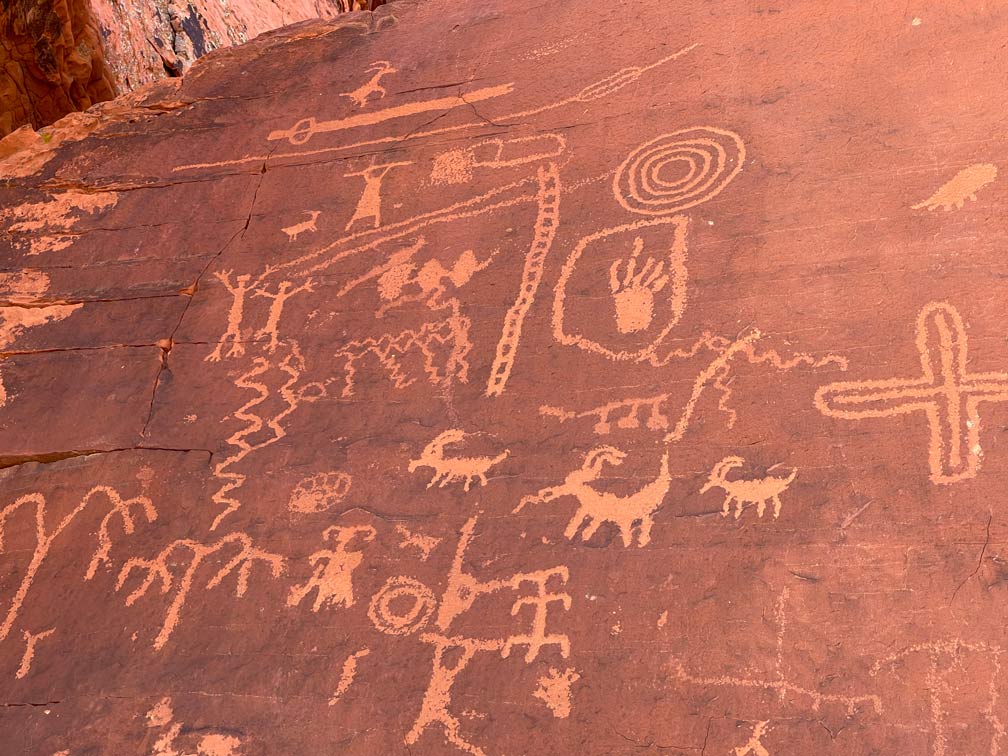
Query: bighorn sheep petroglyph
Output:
[[700, 456, 797, 519], [408, 429, 509, 492], [515, 445, 671, 547]]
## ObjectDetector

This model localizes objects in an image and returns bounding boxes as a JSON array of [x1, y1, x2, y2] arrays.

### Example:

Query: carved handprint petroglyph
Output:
[[700, 457, 797, 519], [609, 236, 670, 334], [516, 446, 671, 547], [408, 429, 509, 492], [553, 215, 688, 363]]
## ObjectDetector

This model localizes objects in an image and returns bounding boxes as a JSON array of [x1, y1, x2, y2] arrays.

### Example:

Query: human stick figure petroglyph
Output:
[[341, 60, 396, 108], [269, 83, 515, 145], [815, 301, 1008, 484], [408, 429, 509, 492], [670, 587, 882, 717], [871, 639, 1005, 756], [282, 210, 320, 241], [287, 525, 376, 612], [0, 486, 156, 646], [912, 163, 997, 212], [116, 532, 284, 650], [486, 164, 561, 397], [613, 128, 746, 215], [344, 159, 412, 231], [700, 457, 797, 519], [204, 268, 272, 362], [515, 446, 671, 547], [368, 516, 571, 755], [252, 279, 315, 353], [734, 721, 771, 756]]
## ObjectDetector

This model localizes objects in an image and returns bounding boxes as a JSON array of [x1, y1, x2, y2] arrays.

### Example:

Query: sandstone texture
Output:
[[0, 0, 118, 135], [1, 0, 379, 136], [1, 2, 1007, 754]]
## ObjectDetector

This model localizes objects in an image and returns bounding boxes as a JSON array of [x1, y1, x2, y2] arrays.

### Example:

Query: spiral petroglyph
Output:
[[613, 127, 746, 215]]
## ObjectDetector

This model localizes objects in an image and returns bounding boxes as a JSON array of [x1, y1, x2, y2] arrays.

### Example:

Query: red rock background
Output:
[[1, 1, 1007, 755], [1, 0, 384, 136]]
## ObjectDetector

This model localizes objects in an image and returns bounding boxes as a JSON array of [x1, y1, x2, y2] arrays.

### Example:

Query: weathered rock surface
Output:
[[1, 0, 376, 136], [90, 0, 372, 92], [0, 0, 118, 135], [1, 2, 1007, 754]]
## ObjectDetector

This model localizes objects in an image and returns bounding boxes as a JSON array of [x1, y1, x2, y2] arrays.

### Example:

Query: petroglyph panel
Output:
[[4, 1, 1008, 754]]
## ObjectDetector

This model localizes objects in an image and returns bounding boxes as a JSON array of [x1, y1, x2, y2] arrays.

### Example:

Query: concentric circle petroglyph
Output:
[[368, 576, 437, 635], [613, 127, 746, 215]]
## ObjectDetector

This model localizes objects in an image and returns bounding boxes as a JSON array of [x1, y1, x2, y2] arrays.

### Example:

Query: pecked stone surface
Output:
[[1, 2, 1007, 754]]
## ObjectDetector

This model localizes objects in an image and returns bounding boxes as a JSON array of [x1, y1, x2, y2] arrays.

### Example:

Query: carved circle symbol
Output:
[[613, 127, 746, 215], [368, 576, 436, 635]]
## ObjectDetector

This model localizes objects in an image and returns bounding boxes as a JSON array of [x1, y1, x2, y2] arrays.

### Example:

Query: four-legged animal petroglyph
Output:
[[409, 429, 509, 492], [700, 457, 797, 519], [341, 60, 396, 108], [287, 525, 376, 612], [912, 163, 997, 212], [516, 446, 671, 547], [282, 210, 320, 241], [815, 301, 1008, 484], [147, 697, 244, 756]]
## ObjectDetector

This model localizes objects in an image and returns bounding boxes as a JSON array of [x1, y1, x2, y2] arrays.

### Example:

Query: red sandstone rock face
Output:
[[90, 0, 370, 91], [0, 0, 118, 135], [1, 2, 1008, 754], [1, 0, 379, 136]]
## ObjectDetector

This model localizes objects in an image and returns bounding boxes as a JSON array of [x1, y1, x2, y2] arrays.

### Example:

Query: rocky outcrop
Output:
[[2, 2, 1008, 755], [1, 0, 383, 136], [0, 0, 118, 135]]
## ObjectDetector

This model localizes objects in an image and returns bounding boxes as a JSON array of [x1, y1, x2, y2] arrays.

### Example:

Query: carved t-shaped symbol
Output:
[[815, 302, 1008, 484]]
